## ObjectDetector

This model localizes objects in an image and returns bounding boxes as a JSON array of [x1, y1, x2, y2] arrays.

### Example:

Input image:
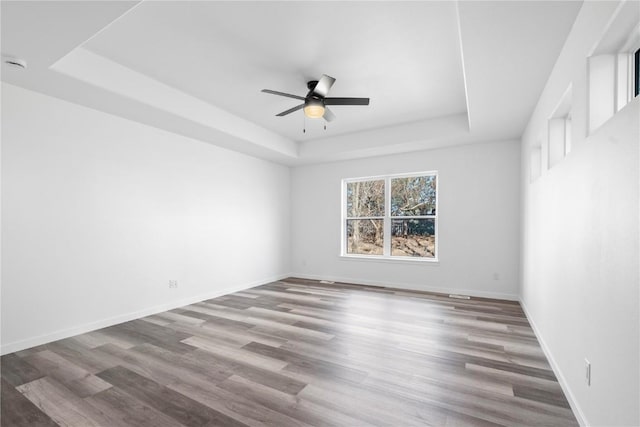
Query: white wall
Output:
[[1, 83, 291, 354], [520, 2, 639, 426], [291, 140, 521, 300]]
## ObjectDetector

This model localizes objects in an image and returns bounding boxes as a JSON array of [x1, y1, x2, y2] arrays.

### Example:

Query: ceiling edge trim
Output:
[[455, 0, 472, 131], [50, 47, 298, 159]]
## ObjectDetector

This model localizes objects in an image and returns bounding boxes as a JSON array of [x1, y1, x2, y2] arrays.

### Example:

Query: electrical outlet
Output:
[[169, 280, 178, 289], [585, 359, 591, 386]]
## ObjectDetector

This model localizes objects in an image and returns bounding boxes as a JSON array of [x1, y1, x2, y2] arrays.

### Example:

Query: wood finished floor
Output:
[[1, 278, 578, 426]]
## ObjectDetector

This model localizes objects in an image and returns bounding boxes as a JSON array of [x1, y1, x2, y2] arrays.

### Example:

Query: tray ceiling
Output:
[[1, 1, 583, 164]]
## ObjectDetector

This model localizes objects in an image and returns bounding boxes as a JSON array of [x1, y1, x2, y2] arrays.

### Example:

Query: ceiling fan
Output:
[[261, 74, 370, 122]]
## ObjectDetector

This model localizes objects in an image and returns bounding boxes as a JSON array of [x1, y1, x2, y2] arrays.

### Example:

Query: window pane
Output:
[[346, 219, 383, 255], [347, 180, 385, 217], [391, 219, 435, 258], [391, 175, 436, 216], [635, 48, 639, 97]]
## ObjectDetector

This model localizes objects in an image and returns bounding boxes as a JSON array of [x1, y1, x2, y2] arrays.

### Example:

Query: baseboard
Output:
[[0, 273, 291, 355], [289, 272, 518, 301], [519, 298, 588, 427]]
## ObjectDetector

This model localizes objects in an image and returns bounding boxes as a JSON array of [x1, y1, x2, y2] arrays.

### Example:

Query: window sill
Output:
[[339, 254, 439, 265]]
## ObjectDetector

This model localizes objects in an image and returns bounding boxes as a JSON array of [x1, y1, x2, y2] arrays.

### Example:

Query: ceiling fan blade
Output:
[[324, 97, 370, 106], [323, 107, 336, 122], [312, 74, 336, 97], [262, 89, 305, 101], [276, 103, 304, 116]]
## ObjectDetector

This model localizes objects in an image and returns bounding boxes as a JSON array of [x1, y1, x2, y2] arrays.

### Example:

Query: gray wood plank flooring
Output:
[[1, 278, 578, 426]]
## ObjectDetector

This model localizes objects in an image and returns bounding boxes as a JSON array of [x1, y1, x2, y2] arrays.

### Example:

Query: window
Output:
[[548, 85, 572, 168], [345, 179, 385, 255], [530, 146, 542, 183], [587, 3, 639, 133], [343, 172, 437, 261], [634, 48, 639, 98]]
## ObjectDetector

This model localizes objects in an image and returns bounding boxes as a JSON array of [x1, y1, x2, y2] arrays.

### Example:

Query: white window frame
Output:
[[617, 23, 640, 109], [547, 84, 573, 168], [341, 171, 439, 263], [587, 11, 640, 134]]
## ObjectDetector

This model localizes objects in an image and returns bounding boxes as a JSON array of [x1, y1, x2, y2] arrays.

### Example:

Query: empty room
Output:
[[1, 1, 638, 426]]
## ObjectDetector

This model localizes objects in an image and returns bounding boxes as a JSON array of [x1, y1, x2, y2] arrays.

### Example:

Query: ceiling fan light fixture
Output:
[[304, 98, 325, 119]]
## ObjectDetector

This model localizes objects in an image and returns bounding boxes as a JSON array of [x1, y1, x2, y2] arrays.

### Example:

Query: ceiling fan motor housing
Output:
[[305, 97, 324, 107]]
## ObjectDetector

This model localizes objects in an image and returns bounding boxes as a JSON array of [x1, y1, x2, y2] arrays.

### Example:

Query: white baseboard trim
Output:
[[519, 298, 588, 427], [289, 273, 518, 301], [0, 273, 291, 355]]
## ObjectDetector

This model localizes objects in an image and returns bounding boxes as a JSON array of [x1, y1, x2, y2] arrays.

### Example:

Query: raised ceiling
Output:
[[1, 1, 583, 165], [85, 2, 468, 142]]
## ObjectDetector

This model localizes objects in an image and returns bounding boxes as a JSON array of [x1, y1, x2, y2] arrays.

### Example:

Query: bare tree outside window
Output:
[[346, 180, 384, 255], [343, 173, 437, 260], [391, 176, 436, 258]]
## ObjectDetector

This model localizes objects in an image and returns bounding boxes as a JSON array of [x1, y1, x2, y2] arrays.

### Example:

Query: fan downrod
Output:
[[307, 80, 319, 91]]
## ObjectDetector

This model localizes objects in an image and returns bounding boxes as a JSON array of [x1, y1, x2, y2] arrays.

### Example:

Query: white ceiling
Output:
[[1, 1, 583, 165], [85, 2, 468, 142]]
